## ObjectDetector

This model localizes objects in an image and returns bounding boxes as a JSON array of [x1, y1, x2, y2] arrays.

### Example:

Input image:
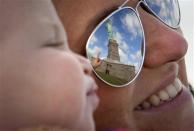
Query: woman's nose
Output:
[[74, 53, 93, 75], [138, 8, 188, 68]]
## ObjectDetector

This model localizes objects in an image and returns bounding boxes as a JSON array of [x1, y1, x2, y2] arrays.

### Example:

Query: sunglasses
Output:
[[86, 0, 181, 87]]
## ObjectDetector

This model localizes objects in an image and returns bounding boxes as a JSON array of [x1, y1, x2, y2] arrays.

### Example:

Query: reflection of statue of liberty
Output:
[[106, 19, 113, 39], [106, 19, 120, 62]]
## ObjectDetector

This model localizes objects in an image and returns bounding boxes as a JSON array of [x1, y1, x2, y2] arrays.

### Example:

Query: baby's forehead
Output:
[[0, 0, 58, 34], [0, 0, 67, 47], [4, 1, 53, 20]]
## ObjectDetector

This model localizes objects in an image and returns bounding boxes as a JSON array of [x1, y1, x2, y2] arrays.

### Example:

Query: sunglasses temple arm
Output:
[[119, 0, 129, 9]]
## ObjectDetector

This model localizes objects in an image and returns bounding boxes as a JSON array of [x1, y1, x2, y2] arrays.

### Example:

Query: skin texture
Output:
[[0, 0, 99, 131], [53, 0, 194, 131]]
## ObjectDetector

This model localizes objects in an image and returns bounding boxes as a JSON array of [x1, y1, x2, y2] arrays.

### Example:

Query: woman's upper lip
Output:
[[134, 63, 179, 109]]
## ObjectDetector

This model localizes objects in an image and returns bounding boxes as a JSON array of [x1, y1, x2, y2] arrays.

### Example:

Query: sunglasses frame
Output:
[[139, 0, 181, 29], [86, 0, 181, 87]]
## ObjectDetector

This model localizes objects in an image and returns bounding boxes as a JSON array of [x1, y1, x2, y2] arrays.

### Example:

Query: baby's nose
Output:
[[75, 53, 93, 75]]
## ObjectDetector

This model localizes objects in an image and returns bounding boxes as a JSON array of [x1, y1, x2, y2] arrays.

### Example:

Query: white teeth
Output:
[[158, 90, 170, 101], [142, 101, 151, 109], [136, 78, 183, 110], [166, 85, 178, 98], [173, 78, 182, 92], [149, 95, 160, 106]]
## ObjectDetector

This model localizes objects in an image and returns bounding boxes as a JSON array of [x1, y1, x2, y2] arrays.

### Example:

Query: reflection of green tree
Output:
[[96, 71, 128, 85]]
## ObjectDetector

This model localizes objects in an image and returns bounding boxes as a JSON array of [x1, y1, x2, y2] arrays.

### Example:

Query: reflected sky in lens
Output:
[[87, 9, 144, 73], [145, 0, 180, 26]]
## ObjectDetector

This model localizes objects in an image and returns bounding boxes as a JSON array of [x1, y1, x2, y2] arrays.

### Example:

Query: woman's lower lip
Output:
[[134, 87, 191, 113]]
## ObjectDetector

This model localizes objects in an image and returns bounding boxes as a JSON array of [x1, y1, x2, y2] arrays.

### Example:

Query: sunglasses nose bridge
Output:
[[134, 0, 150, 16]]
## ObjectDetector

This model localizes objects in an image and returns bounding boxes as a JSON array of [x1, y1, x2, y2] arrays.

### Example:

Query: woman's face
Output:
[[53, 0, 194, 131], [0, 0, 99, 131]]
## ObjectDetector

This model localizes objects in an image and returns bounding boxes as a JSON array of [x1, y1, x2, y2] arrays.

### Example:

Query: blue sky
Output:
[[87, 8, 144, 72]]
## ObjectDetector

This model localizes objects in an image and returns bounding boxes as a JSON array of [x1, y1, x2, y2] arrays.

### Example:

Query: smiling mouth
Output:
[[135, 78, 183, 110]]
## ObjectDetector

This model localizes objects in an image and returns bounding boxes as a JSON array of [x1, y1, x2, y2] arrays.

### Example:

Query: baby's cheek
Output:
[[24, 50, 88, 127], [45, 56, 87, 127]]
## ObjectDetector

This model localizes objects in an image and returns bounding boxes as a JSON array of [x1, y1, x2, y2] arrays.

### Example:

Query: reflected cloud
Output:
[[90, 34, 98, 45], [119, 48, 129, 64], [130, 50, 142, 61], [145, 0, 180, 26], [87, 46, 102, 59], [121, 12, 142, 40]]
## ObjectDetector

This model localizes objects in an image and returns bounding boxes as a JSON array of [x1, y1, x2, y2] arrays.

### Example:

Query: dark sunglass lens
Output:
[[145, 0, 180, 27], [86, 8, 145, 87]]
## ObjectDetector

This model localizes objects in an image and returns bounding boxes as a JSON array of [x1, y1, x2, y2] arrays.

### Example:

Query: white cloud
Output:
[[121, 12, 142, 40], [89, 34, 98, 45], [114, 31, 123, 44], [87, 46, 102, 58], [119, 48, 128, 64], [113, 30, 130, 54], [130, 50, 142, 61]]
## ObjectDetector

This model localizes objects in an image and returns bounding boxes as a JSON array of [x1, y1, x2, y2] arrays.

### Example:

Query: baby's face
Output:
[[0, 0, 98, 130]]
